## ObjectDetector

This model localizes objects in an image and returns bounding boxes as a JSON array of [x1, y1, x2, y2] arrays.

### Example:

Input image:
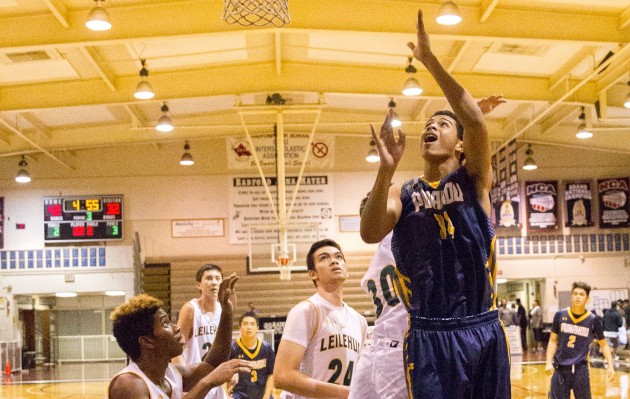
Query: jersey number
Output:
[[366, 265, 401, 318], [251, 370, 258, 382], [327, 359, 354, 386], [434, 211, 455, 239], [567, 335, 576, 348]]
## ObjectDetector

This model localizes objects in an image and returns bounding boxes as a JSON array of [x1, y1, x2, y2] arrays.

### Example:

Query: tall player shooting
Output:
[[275, 239, 368, 399], [360, 9, 510, 399], [545, 281, 615, 399]]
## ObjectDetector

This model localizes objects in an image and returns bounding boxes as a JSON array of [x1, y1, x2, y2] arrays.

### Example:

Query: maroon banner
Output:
[[525, 181, 559, 230], [565, 181, 592, 227], [597, 177, 630, 228]]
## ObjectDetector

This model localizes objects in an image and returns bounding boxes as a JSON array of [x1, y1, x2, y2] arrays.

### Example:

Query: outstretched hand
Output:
[[477, 95, 506, 115], [218, 273, 238, 312], [369, 108, 406, 171], [407, 10, 431, 64]]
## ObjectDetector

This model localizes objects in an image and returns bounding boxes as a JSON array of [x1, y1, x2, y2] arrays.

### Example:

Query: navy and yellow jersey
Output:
[[391, 166, 497, 318], [551, 308, 604, 366], [230, 338, 276, 399]]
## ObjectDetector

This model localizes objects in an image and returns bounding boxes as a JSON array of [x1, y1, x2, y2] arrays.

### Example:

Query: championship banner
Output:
[[525, 181, 558, 230], [491, 140, 520, 228], [226, 134, 334, 170], [597, 177, 630, 228], [565, 181, 592, 227]]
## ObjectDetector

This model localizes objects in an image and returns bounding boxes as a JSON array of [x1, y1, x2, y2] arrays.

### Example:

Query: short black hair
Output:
[[239, 311, 259, 325], [572, 281, 591, 296], [515, 298, 521, 304], [306, 239, 343, 272], [110, 294, 162, 361], [431, 110, 464, 140], [196, 263, 223, 282]]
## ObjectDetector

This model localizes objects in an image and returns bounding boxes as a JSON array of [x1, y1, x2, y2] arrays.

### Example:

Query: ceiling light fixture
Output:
[[156, 102, 174, 132], [624, 81, 630, 109], [55, 292, 77, 298], [15, 155, 31, 183], [436, 1, 462, 26], [105, 290, 125, 296], [575, 106, 593, 139], [366, 139, 380, 163], [85, 0, 112, 31], [522, 144, 537, 170], [180, 141, 194, 165], [134, 59, 154, 100], [388, 98, 402, 128], [402, 56, 423, 96]]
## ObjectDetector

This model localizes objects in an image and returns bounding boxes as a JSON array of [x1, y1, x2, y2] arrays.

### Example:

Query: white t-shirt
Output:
[[360, 232, 408, 341], [109, 360, 182, 399], [281, 293, 367, 399], [180, 299, 226, 399]]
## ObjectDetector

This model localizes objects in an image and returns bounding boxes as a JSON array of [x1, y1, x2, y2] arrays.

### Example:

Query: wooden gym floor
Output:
[[1, 352, 629, 398]]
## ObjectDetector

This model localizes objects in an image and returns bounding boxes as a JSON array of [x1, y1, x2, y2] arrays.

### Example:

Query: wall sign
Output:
[[565, 181, 593, 227], [525, 181, 558, 230], [171, 219, 224, 238]]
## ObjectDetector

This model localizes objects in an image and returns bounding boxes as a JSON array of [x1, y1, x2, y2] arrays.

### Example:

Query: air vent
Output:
[[489, 43, 549, 57], [6, 51, 52, 63]]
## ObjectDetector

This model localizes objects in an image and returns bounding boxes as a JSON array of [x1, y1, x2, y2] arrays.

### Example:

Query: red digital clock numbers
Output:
[[44, 195, 123, 242]]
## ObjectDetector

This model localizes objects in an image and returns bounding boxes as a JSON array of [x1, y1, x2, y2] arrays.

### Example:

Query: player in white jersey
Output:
[[174, 263, 227, 399], [275, 239, 368, 399], [349, 232, 408, 399], [108, 276, 251, 399]]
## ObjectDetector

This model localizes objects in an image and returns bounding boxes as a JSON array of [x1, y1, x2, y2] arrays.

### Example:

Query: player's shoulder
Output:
[[109, 372, 150, 399], [288, 298, 319, 318]]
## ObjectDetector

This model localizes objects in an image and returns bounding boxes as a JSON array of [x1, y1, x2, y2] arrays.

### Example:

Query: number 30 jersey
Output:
[[391, 167, 497, 319], [360, 232, 408, 342], [281, 293, 368, 399]]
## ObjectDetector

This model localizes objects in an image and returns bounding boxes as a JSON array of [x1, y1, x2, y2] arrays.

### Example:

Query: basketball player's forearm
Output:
[[277, 372, 349, 399], [545, 341, 556, 366], [421, 52, 484, 129], [360, 176, 394, 243], [204, 307, 233, 367], [263, 375, 274, 399], [600, 343, 615, 369]]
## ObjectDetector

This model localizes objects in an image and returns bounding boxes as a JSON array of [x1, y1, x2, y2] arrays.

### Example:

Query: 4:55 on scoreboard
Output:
[[43, 195, 123, 242]]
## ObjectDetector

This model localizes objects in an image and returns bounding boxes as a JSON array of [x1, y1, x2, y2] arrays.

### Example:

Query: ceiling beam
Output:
[[79, 46, 117, 92], [478, 0, 500, 23], [41, 0, 70, 28], [0, 62, 600, 112], [548, 46, 598, 92], [619, 5, 630, 30], [0, 1, 627, 50], [20, 113, 53, 140]]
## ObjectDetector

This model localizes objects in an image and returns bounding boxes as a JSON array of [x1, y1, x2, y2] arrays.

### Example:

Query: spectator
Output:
[[529, 300, 544, 352], [603, 301, 624, 359], [516, 298, 528, 352], [499, 301, 517, 327]]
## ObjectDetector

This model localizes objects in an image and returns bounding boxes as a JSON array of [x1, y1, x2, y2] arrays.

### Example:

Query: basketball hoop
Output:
[[222, 0, 290, 27], [275, 256, 293, 281]]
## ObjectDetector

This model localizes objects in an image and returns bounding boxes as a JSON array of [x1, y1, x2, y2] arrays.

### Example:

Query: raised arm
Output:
[[172, 302, 194, 366], [360, 110, 404, 244], [408, 10, 492, 210], [179, 274, 249, 393]]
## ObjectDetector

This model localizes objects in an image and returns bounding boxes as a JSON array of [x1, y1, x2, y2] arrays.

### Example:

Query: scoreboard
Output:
[[44, 195, 123, 242]]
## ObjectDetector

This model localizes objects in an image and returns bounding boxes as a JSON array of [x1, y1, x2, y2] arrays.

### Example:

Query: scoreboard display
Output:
[[44, 195, 123, 242]]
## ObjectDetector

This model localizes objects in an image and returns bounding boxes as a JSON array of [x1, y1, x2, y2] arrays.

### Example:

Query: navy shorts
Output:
[[549, 362, 591, 399], [404, 309, 511, 399]]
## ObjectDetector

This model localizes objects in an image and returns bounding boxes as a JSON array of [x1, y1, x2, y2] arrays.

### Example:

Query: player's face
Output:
[[240, 316, 259, 340], [310, 246, 348, 285], [420, 115, 462, 162], [151, 309, 185, 358], [571, 288, 589, 308], [197, 269, 223, 299]]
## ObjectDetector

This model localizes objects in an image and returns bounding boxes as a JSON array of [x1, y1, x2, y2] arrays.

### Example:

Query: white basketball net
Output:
[[222, 0, 290, 27]]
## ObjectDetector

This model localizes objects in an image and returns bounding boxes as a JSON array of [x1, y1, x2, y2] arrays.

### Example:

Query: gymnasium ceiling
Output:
[[0, 0, 629, 172]]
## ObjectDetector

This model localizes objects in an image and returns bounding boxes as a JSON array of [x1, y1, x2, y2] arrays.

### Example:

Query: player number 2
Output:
[[251, 370, 258, 382], [434, 211, 455, 239], [327, 359, 354, 386], [567, 335, 576, 348], [367, 265, 401, 318]]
